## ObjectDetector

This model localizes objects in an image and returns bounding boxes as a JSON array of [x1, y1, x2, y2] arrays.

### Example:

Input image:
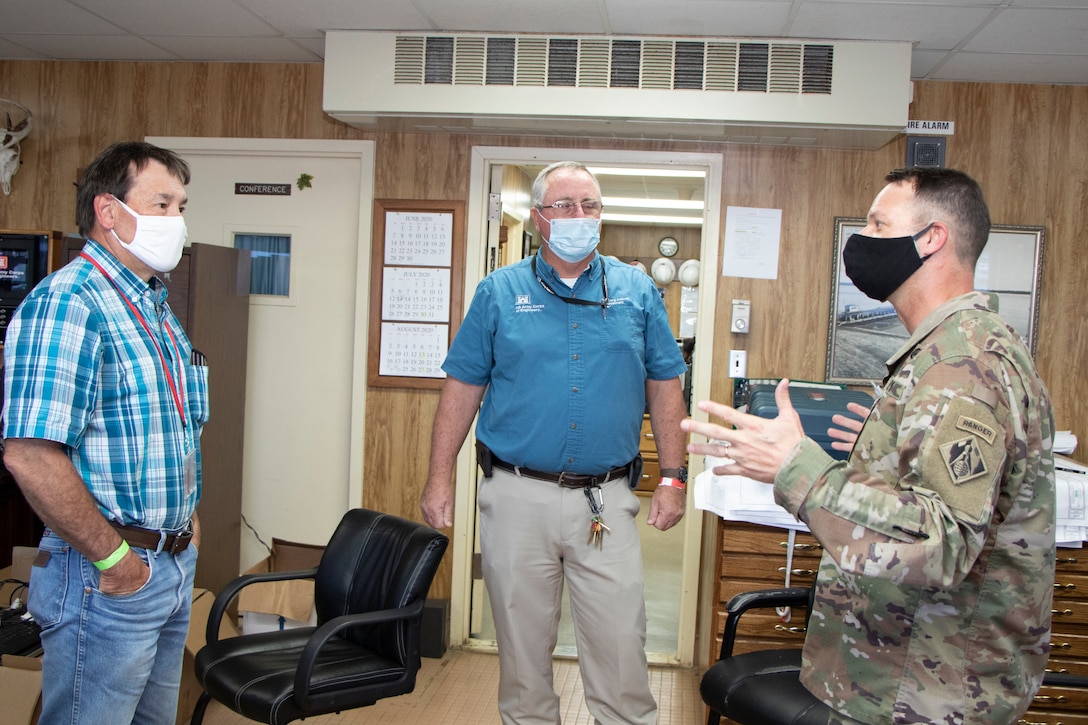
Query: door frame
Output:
[[450, 146, 723, 667], [145, 136, 376, 515]]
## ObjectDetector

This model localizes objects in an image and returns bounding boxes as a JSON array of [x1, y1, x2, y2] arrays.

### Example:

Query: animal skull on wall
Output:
[[1, 99, 33, 196]]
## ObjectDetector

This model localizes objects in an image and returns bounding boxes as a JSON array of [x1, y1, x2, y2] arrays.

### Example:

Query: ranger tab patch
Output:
[[955, 415, 997, 444]]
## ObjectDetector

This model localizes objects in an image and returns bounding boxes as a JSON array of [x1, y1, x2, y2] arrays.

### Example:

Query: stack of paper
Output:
[[1056, 430, 1079, 455], [1056, 455, 1088, 548], [693, 456, 808, 532]]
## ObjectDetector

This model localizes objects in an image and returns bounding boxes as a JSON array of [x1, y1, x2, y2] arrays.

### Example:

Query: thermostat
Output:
[[730, 299, 750, 334]]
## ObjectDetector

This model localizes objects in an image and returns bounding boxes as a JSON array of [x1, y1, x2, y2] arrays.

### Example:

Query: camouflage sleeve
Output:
[[773, 361, 1009, 587]]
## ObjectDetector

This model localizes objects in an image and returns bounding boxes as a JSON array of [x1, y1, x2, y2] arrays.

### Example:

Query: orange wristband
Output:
[[658, 477, 686, 491]]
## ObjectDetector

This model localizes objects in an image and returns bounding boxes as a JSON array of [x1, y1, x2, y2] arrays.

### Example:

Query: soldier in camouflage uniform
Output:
[[684, 167, 1055, 724]]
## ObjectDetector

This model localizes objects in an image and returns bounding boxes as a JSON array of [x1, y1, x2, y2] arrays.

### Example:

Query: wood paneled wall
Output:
[[2, 61, 1086, 600]]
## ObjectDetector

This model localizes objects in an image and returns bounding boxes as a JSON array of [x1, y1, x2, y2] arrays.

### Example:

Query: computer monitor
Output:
[[0, 232, 51, 340]]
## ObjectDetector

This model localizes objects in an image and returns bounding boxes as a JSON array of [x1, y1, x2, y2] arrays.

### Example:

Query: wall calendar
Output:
[[368, 199, 465, 389]]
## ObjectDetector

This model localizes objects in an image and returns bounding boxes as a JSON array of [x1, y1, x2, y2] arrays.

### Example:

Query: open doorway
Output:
[[449, 147, 723, 668]]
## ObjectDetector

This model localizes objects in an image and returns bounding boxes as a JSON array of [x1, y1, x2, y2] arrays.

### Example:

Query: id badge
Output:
[[184, 447, 198, 497]]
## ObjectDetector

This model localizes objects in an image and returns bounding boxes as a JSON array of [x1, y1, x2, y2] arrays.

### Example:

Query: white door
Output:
[[147, 137, 375, 569]]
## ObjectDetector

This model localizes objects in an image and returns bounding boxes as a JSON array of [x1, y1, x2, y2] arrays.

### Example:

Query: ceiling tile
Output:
[[2, 0, 124, 34], [417, 0, 611, 35], [791, 1, 994, 50], [147, 36, 321, 62], [964, 8, 1088, 54], [929, 52, 1088, 85], [292, 37, 326, 58], [11, 34, 178, 61], [604, 0, 794, 37], [0, 38, 51, 61], [71, 0, 280, 36], [237, 0, 433, 37], [910, 49, 953, 79]]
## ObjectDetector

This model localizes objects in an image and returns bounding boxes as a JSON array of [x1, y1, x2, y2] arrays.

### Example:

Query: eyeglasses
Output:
[[538, 199, 603, 217]]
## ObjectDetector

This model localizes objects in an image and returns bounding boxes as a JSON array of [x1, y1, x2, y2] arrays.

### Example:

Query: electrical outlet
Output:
[[729, 350, 747, 378]]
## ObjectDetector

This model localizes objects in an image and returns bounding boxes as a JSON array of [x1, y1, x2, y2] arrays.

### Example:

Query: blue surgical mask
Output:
[[546, 218, 600, 263]]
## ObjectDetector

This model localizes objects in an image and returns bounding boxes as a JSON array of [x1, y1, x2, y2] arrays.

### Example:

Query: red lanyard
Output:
[[80, 252, 187, 426]]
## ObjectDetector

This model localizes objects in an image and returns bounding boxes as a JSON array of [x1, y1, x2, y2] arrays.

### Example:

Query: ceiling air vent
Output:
[[325, 31, 911, 149], [485, 37, 515, 86], [399, 35, 834, 94], [455, 37, 486, 86], [516, 37, 547, 86]]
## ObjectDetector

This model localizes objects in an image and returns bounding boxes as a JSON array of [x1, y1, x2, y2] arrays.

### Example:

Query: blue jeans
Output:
[[28, 530, 198, 725]]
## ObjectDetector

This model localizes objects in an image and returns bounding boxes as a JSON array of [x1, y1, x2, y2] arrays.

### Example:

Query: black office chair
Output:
[[701, 585, 829, 725], [701, 584, 1088, 725], [190, 508, 449, 725]]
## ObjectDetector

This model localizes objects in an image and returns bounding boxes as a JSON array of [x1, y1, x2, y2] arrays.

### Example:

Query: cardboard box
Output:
[[0, 655, 42, 725], [237, 538, 323, 636], [0, 548, 42, 725], [177, 587, 239, 725], [0, 546, 36, 606]]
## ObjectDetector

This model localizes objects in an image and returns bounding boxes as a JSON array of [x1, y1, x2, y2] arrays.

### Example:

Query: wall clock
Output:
[[658, 236, 679, 257]]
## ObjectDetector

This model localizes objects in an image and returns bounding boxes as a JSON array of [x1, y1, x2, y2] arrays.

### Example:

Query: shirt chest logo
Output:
[[515, 293, 544, 313]]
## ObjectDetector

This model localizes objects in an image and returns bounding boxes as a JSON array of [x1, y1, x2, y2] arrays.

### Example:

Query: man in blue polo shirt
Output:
[[3, 141, 208, 725], [421, 161, 687, 724]]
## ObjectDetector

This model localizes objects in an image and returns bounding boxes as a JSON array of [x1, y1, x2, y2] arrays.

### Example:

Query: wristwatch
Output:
[[659, 466, 688, 483]]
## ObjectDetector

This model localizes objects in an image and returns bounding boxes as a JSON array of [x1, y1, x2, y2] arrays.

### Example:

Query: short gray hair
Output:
[[531, 161, 601, 207]]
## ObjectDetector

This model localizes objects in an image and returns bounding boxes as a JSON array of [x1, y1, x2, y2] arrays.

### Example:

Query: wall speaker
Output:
[[906, 136, 946, 168]]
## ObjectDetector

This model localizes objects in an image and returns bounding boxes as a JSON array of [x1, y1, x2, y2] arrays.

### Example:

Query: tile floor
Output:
[[196, 647, 705, 724]]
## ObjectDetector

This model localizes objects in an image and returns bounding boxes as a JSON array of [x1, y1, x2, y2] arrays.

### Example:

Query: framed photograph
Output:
[[825, 218, 1045, 384]]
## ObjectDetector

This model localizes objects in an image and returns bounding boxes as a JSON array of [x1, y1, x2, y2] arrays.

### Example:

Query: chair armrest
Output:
[[718, 586, 810, 661], [204, 566, 320, 645], [293, 598, 426, 707], [1042, 671, 1088, 689], [726, 587, 810, 616]]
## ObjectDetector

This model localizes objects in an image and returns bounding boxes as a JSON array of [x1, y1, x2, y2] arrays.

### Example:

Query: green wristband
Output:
[[93, 540, 130, 571]]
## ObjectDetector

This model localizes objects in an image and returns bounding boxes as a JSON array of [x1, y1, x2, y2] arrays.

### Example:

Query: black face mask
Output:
[[842, 223, 934, 302]]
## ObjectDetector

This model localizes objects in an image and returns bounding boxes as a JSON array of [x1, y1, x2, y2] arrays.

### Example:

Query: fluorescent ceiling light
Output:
[[602, 212, 703, 226], [588, 166, 706, 178], [603, 196, 704, 211]]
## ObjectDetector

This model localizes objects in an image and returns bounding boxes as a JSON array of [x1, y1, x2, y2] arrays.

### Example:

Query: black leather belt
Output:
[[110, 521, 193, 555], [490, 456, 629, 489]]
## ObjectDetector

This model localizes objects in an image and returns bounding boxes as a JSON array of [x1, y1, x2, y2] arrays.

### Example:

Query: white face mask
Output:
[[109, 195, 188, 273], [545, 218, 600, 263]]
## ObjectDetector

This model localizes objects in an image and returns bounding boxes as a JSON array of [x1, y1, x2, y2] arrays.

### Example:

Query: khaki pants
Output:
[[479, 468, 657, 725]]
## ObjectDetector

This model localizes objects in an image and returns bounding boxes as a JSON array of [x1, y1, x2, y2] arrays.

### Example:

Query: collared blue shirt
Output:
[[2, 239, 209, 531], [443, 252, 685, 473]]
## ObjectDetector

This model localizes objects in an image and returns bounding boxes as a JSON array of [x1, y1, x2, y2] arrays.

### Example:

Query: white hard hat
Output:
[[630, 259, 648, 275], [651, 257, 676, 286], [677, 258, 700, 287]]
